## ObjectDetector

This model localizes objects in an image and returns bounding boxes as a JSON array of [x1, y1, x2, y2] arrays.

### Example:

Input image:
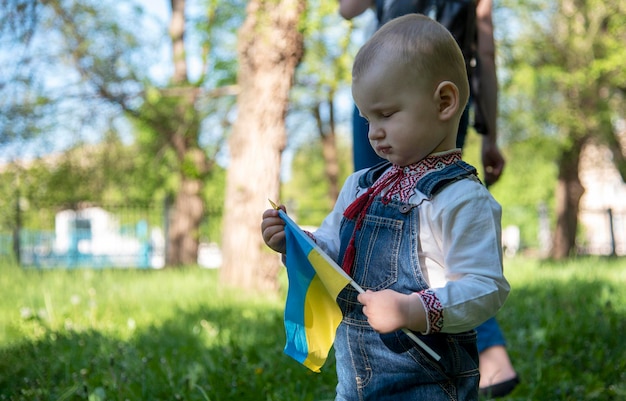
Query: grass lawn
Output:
[[0, 257, 625, 400]]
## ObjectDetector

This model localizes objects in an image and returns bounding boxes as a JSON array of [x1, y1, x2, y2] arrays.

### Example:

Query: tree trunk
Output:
[[313, 99, 340, 204], [164, 0, 207, 266], [551, 139, 586, 259], [321, 124, 340, 204], [220, 0, 305, 291], [167, 176, 204, 265]]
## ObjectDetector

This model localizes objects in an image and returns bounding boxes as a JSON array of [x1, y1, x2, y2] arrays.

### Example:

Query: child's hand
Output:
[[261, 205, 287, 254], [358, 289, 427, 334]]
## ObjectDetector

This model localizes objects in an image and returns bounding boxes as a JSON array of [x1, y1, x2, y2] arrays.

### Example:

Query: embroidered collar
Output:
[[341, 149, 462, 274], [375, 149, 462, 202]]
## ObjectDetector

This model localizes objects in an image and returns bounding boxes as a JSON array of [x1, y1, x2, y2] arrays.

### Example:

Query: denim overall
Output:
[[334, 161, 480, 401]]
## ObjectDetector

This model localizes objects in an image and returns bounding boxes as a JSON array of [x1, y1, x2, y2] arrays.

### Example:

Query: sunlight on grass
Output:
[[499, 256, 626, 400], [1, 257, 625, 400], [505, 256, 626, 284], [0, 263, 335, 401]]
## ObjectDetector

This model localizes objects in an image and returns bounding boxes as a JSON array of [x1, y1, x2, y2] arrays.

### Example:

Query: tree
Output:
[[282, 138, 353, 226], [0, 0, 243, 266], [499, 0, 626, 258], [290, 0, 356, 205], [220, 0, 305, 291], [0, 1, 57, 151]]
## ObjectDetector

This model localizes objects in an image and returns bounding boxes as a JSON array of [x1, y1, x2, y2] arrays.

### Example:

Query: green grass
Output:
[[1, 257, 625, 400], [498, 257, 626, 400], [0, 266, 337, 400]]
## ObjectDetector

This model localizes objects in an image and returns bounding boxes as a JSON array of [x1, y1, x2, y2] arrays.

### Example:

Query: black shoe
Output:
[[479, 375, 520, 398]]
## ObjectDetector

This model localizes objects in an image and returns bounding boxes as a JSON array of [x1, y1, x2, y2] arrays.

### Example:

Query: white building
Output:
[[578, 139, 626, 256], [53, 207, 164, 267]]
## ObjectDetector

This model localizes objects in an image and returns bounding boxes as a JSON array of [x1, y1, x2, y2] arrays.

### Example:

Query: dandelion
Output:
[[20, 307, 32, 319], [200, 319, 219, 337], [70, 295, 81, 305]]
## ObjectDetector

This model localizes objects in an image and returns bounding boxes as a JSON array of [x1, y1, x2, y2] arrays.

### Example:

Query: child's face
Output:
[[352, 59, 454, 167]]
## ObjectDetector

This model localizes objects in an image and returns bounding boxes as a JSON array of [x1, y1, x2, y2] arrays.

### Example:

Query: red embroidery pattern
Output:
[[341, 169, 404, 274], [418, 289, 444, 333], [342, 150, 462, 275], [376, 150, 462, 203]]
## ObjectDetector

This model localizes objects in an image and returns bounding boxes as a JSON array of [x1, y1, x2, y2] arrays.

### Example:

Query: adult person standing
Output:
[[338, 0, 517, 397]]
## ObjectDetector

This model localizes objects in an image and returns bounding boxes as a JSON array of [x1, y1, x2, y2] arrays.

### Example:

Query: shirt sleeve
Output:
[[419, 178, 510, 333], [312, 171, 366, 261], [416, 288, 444, 334]]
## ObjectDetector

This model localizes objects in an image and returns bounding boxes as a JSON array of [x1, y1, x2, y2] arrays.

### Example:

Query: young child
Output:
[[261, 14, 509, 401]]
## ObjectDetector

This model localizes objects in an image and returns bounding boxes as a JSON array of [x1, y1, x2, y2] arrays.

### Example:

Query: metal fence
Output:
[[578, 207, 626, 256], [2, 201, 623, 267], [0, 201, 223, 268]]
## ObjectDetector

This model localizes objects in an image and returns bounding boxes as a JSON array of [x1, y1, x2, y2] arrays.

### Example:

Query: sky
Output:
[[1, 1, 172, 165], [1, 0, 370, 177]]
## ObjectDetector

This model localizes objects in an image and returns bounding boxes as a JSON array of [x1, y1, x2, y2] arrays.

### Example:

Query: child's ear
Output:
[[434, 81, 460, 121]]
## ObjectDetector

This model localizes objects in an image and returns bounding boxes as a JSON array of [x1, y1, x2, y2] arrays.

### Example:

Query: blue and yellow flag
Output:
[[278, 208, 353, 372], [271, 201, 440, 371]]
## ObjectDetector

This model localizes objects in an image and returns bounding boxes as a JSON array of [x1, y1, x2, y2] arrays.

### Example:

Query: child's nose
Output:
[[368, 123, 383, 140]]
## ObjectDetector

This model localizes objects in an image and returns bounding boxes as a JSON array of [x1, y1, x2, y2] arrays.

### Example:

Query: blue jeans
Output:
[[334, 198, 479, 400], [352, 106, 384, 171], [334, 324, 479, 401], [476, 316, 506, 353]]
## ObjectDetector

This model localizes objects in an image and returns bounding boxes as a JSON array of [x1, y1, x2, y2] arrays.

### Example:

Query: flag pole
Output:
[[269, 200, 441, 361]]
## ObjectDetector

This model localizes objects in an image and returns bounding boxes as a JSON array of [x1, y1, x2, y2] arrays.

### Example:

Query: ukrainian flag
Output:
[[279, 209, 352, 372]]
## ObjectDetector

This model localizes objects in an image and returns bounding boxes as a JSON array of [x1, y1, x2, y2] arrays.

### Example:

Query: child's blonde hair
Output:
[[353, 13, 469, 112]]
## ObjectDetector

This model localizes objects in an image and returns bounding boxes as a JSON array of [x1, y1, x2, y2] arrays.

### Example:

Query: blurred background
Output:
[[1, 2, 625, 399], [0, 0, 624, 282]]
